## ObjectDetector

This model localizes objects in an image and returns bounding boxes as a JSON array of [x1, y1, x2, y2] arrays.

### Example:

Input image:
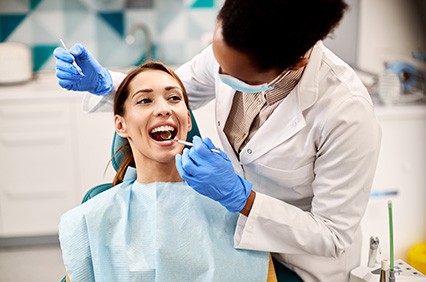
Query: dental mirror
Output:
[[160, 131, 172, 140]]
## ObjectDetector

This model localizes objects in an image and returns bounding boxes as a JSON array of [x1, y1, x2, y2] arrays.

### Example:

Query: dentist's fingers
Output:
[[191, 136, 216, 157], [180, 147, 202, 176], [56, 61, 83, 79], [53, 47, 74, 63], [200, 137, 229, 160], [58, 80, 75, 91], [69, 43, 90, 60]]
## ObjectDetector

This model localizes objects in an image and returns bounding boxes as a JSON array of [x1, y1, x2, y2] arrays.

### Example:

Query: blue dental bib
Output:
[[59, 167, 269, 282]]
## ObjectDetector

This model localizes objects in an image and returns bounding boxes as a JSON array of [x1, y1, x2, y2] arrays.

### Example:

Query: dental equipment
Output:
[[388, 200, 396, 282], [349, 200, 426, 282], [368, 236, 380, 268], [370, 190, 398, 198], [126, 22, 153, 61], [174, 138, 221, 153], [379, 259, 390, 282], [60, 39, 85, 77], [159, 131, 220, 153]]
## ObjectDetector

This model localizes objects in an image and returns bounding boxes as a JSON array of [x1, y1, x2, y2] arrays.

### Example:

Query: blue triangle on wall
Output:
[[0, 14, 26, 41], [190, 0, 214, 8], [32, 44, 57, 72], [30, 0, 43, 10], [98, 12, 124, 38]]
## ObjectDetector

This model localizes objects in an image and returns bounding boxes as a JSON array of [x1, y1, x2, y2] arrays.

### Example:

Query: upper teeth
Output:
[[150, 125, 175, 133]]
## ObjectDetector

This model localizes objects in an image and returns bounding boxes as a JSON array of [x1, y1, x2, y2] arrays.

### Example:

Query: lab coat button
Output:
[[217, 121, 221, 127], [247, 149, 252, 154], [292, 121, 297, 127]]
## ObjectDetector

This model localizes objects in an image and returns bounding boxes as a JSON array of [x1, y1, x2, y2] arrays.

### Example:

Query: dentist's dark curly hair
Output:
[[217, 0, 348, 72]]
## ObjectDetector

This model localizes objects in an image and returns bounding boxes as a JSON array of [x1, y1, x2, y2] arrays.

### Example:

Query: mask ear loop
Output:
[[267, 69, 291, 87]]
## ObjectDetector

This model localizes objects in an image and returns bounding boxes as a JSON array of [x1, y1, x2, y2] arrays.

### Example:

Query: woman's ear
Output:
[[114, 115, 128, 138], [187, 110, 193, 132]]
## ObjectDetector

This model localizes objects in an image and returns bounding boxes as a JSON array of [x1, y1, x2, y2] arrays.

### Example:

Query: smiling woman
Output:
[[112, 62, 192, 184], [58, 61, 275, 282]]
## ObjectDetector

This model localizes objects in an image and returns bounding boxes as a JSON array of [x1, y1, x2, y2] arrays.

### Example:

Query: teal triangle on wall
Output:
[[0, 14, 27, 41], [98, 12, 124, 37], [30, 0, 43, 10], [32, 44, 57, 72], [191, 0, 214, 8]]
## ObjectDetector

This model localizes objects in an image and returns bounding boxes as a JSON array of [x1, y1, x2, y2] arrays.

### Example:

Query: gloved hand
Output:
[[53, 44, 113, 95], [175, 136, 252, 213]]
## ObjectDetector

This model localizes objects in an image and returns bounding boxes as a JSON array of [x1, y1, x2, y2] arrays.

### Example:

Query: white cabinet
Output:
[[0, 73, 115, 237], [0, 99, 77, 236]]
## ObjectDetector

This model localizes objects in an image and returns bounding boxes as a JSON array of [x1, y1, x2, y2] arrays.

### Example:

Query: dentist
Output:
[[53, 0, 382, 281]]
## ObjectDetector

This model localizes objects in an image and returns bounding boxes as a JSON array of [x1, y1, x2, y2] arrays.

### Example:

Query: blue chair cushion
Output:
[[81, 183, 113, 204]]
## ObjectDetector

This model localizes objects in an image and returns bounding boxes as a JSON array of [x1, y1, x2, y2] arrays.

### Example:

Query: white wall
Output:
[[357, 0, 426, 74], [192, 100, 221, 146]]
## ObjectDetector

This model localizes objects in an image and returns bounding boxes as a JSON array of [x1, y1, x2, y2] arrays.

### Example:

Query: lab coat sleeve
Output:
[[175, 44, 218, 110], [82, 71, 126, 113], [234, 95, 382, 258]]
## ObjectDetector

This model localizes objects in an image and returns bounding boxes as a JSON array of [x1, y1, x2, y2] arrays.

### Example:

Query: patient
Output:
[[58, 61, 275, 282]]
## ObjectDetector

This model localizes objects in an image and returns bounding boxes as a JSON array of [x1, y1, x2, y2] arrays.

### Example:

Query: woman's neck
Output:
[[135, 161, 183, 184]]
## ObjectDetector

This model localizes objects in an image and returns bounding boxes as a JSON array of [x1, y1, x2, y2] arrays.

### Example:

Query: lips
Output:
[[149, 125, 177, 141]]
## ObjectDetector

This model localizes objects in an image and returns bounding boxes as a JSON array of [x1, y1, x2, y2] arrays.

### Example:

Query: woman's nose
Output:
[[153, 100, 172, 116]]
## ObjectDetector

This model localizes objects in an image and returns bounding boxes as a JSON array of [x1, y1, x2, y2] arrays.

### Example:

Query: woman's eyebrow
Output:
[[131, 86, 182, 98], [164, 86, 182, 92], [132, 89, 152, 98]]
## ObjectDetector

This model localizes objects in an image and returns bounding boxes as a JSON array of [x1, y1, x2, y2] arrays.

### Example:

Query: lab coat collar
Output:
[[296, 40, 323, 111]]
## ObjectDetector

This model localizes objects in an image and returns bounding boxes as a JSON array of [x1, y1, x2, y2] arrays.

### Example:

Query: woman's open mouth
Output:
[[149, 125, 177, 142]]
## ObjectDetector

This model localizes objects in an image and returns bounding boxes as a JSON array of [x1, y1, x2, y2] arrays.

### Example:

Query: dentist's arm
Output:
[[240, 190, 256, 216], [175, 136, 253, 214]]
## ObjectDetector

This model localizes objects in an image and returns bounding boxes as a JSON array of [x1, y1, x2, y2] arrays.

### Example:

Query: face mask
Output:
[[219, 69, 289, 93]]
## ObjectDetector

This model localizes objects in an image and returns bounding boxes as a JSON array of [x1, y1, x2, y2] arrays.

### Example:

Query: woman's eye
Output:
[[137, 98, 152, 104], [168, 95, 182, 102]]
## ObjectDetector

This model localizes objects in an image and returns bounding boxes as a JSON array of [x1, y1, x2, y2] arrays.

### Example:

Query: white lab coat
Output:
[[83, 41, 382, 282]]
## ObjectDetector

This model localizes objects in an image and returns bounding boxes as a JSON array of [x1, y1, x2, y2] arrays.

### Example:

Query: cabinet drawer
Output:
[[0, 101, 72, 128], [0, 128, 78, 236]]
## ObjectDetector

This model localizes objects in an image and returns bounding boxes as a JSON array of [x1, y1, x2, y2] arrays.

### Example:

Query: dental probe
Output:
[[59, 39, 85, 77], [174, 138, 221, 153], [388, 200, 396, 282]]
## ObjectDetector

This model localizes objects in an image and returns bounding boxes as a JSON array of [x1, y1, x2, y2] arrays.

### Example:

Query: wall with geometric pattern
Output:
[[0, 0, 220, 72]]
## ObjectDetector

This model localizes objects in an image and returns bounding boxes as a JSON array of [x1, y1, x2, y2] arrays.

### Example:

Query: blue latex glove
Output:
[[53, 44, 112, 95], [175, 136, 252, 213]]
